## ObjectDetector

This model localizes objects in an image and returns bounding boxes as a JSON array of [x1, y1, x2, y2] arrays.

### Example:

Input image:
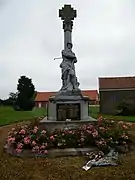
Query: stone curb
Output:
[[4, 146, 98, 158]]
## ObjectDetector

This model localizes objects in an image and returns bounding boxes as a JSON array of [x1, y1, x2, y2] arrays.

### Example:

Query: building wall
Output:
[[35, 101, 48, 108], [89, 100, 98, 105], [99, 89, 135, 114]]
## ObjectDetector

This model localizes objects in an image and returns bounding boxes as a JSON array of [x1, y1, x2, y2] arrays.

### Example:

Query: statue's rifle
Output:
[[54, 57, 62, 60]]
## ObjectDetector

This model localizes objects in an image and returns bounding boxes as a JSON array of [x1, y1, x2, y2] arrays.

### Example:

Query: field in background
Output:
[[89, 105, 135, 122], [0, 106, 46, 126], [0, 105, 135, 126]]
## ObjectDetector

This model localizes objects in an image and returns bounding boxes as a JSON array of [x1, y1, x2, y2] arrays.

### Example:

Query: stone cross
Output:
[[59, 5, 77, 50]]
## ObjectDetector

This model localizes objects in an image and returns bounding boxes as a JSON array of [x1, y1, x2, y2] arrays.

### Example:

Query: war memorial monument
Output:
[[40, 5, 96, 129]]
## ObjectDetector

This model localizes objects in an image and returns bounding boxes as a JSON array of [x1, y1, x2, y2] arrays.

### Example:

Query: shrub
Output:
[[5, 117, 133, 154], [116, 98, 135, 116]]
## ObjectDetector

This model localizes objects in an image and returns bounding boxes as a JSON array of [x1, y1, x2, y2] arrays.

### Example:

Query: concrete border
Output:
[[4, 146, 98, 158], [39, 116, 97, 131]]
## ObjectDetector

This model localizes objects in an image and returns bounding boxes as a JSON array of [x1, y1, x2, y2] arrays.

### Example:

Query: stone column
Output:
[[63, 20, 73, 49], [59, 5, 76, 50]]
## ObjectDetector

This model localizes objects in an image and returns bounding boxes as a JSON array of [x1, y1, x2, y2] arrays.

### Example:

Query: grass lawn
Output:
[[89, 105, 135, 122], [0, 122, 135, 180], [0, 106, 46, 126], [0, 105, 135, 127]]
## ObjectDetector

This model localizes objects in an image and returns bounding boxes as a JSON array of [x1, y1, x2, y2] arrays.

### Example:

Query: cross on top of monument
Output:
[[59, 5, 77, 21]]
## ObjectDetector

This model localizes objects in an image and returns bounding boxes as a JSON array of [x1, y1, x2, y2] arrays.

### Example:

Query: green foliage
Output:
[[116, 98, 135, 116], [0, 99, 3, 106], [1, 92, 18, 107], [5, 117, 133, 154], [15, 76, 35, 111]]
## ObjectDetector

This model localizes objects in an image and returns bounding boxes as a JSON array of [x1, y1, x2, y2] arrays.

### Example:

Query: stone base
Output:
[[39, 116, 97, 131], [48, 94, 91, 121], [4, 145, 98, 158]]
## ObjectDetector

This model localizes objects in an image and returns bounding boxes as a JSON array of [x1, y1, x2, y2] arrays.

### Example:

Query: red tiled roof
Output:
[[99, 76, 135, 89], [35, 92, 57, 102], [35, 90, 98, 102], [81, 90, 98, 100]]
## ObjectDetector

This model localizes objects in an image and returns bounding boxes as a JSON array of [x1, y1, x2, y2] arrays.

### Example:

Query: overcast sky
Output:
[[0, 0, 135, 99]]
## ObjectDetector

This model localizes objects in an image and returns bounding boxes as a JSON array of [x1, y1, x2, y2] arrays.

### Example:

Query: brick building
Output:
[[35, 90, 99, 108], [99, 76, 135, 114]]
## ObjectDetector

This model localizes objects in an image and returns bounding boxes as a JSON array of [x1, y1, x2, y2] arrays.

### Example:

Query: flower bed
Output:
[[5, 117, 134, 155]]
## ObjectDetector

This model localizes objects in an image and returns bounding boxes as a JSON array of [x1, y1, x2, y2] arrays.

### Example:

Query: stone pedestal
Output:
[[39, 92, 97, 131], [47, 94, 90, 121]]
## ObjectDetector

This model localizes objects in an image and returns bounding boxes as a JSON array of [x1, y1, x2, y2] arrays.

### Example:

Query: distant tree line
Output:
[[0, 75, 36, 111]]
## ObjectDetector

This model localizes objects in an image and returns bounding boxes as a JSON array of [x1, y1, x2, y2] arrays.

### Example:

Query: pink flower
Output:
[[43, 143, 48, 147], [32, 145, 39, 153], [80, 137, 85, 142], [68, 130, 73, 134], [92, 130, 98, 138], [17, 143, 23, 149], [33, 128, 38, 134], [7, 137, 15, 144], [11, 128, 15, 131], [87, 125, 94, 130], [19, 129, 26, 135], [86, 130, 92, 134], [50, 135, 55, 141], [32, 141, 36, 146], [96, 139, 107, 146], [44, 150, 48, 154], [13, 131, 17, 135], [15, 148, 22, 154], [118, 121, 124, 125], [99, 127, 105, 131], [34, 126, 38, 130], [24, 137, 31, 144], [41, 130, 46, 134], [122, 125, 128, 130], [40, 145, 46, 149]]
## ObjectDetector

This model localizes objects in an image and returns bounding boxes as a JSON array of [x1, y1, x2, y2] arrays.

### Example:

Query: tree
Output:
[[9, 92, 18, 100], [0, 99, 3, 106], [15, 76, 35, 111], [9, 92, 18, 105]]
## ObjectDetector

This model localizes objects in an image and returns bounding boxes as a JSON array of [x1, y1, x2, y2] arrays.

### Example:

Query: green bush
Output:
[[5, 116, 133, 154]]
